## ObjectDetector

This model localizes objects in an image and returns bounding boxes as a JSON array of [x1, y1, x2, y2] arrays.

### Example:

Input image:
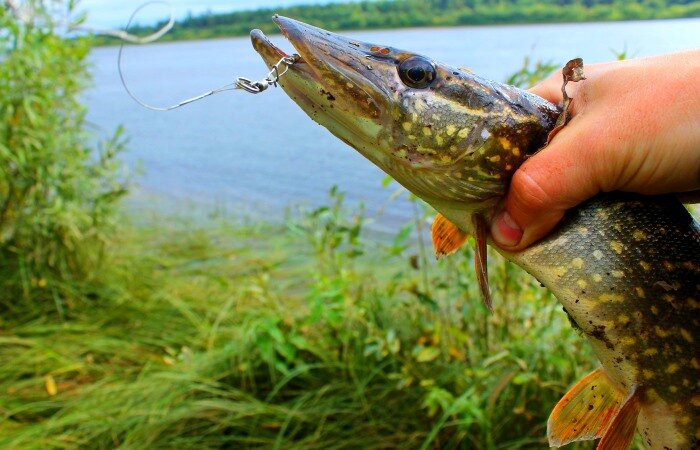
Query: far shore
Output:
[[92, 15, 699, 47]]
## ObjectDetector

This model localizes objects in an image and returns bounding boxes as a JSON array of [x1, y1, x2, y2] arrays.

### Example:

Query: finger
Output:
[[529, 59, 612, 106], [490, 123, 603, 251]]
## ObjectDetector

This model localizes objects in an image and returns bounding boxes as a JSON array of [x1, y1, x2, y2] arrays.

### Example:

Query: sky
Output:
[[78, 0, 353, 28]]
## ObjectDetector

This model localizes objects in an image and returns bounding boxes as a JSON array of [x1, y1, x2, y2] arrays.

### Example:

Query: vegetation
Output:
[[0, 3, 655, 449], [2, 190, 607, 449], [95, 0, 700, 45], [0, 3, 127, 318]]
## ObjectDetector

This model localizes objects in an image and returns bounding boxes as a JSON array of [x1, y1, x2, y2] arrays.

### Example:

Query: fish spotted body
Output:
[[251, 17, 699, 449]]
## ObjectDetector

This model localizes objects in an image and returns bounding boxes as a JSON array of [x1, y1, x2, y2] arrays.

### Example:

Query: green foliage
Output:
[[0, 4, 647, 447], [505, 56, 559, 89], [287, 186, 366, 273], [94, 0, 700, 45], [0, 196, 612, 448], [0, 4, 127, 316]]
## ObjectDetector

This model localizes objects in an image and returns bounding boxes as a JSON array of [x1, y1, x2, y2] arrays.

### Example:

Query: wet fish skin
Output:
[[250, 16, 700, 448]]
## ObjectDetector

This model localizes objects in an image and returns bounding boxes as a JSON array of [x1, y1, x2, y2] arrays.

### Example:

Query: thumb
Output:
[[490, 127, 602, 251]]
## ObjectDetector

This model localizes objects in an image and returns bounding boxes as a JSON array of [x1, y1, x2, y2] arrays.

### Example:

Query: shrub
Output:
[[0, 2, 127, 317]]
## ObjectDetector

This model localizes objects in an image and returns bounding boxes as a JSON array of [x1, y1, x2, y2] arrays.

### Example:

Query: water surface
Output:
[[86, 18, 700, 229]]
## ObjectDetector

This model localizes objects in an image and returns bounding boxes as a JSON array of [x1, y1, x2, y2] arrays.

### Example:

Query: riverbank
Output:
[[0, 7, 677, 447], [0, 197, 609, 448]]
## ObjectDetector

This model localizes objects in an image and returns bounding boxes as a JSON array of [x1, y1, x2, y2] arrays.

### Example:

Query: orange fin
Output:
[[472, 214, 492, 311], [547, 368, 626, 447], [431, 213, 468, 258], [596, 388, 640, 450]]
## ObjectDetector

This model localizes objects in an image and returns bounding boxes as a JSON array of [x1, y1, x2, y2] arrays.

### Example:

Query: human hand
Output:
[[490, 50, 700, 251]]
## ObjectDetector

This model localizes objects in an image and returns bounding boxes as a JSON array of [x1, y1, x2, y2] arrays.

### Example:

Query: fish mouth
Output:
[[250, 15, 386, 116], [249, 19, 296, 71], [250, 16, 396, 163], [249, 17, 505, 209]]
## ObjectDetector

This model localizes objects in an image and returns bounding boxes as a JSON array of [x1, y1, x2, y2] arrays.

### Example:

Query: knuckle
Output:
[[509, 168, 555, 213]]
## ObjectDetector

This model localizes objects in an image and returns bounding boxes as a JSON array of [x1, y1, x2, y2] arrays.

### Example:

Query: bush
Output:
[[0, 3, 127, 317], [0, 197, 599, 449]]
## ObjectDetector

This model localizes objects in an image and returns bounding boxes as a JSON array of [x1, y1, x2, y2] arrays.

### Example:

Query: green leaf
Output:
[[414, 291, 439, 311], [482, 350, 510, 367], [512, 372, 537, 385], [415, 346, 441, 362], [393, 223, 414, 247]]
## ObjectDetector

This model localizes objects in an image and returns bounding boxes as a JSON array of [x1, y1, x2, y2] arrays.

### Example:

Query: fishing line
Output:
[[117, 1, 299, 112], [85, 2, 175, 44], [6, 0, 174, 45]]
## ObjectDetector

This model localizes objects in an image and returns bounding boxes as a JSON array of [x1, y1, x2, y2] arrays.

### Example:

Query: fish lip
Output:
[[266, 15, 378, 83], [271, 14, 306, 57], [250, 15, 328, 71], [268, 15, 334, 67], [249, 19, 323, 93], [251, 16, 384, 114], [249, 28, 293, 67]]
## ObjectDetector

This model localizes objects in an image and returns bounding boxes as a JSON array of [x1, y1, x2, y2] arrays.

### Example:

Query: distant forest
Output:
[[96, 0, 700, 44]]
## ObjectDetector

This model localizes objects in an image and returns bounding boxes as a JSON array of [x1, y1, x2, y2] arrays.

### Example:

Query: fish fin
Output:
[[472, 214, 492, 311], [431, 213, 468, 259], [431, 213, 492, 310], [547, 367, 626, 447], [596, 388, 640, 450]]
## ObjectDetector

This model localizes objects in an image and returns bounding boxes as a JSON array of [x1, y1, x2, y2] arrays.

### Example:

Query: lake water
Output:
[[86, 18, 700, 230]]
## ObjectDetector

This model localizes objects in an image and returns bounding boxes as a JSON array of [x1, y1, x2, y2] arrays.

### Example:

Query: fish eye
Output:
[[398, 56, 437, 89]]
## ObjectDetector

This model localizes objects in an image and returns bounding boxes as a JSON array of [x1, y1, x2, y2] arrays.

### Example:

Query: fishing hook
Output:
[[234, 55, 299, 94]]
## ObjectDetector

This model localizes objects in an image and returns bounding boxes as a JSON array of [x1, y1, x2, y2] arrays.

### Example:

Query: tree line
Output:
[[94, 0, 699, 45]]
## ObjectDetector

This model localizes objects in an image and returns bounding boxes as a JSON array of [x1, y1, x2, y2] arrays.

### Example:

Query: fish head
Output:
[[251, 16, 559, 223]]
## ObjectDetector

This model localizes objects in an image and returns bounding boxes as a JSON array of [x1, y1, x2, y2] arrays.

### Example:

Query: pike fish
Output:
[[251, 16, 699, 449]]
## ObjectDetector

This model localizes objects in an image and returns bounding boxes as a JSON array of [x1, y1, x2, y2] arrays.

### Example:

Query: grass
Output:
[[1, 15, 647, 444], [0, 7, 673, 446], [0, 188, 618, 449]]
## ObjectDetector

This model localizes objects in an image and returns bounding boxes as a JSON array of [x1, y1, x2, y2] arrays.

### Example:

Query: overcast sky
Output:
[[79, 1, 354, 28]]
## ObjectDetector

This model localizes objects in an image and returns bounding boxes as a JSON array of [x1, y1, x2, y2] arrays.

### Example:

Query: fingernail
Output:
[[491, 210, 523, 248]]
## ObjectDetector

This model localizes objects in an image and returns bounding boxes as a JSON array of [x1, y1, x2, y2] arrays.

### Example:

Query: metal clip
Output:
[[235, 77, 268, 94], [235, 54, 300, 95], [121, 39, 299, 109]]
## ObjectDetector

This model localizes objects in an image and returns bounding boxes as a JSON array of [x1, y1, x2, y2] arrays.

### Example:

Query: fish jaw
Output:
[[250, 18, 389, 187], [251, 17, 700, 448], [251, 16, 560, 224]]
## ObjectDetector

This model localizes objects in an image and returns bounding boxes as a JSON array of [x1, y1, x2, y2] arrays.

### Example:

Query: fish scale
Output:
[[511, 193, 700, 448], [251, 16, 700, 448]]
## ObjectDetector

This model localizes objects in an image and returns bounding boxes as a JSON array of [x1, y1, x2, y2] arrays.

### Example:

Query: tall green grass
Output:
[[1, 4, 647, 448], [1, 188, 610, 449], [0, 4, 127, 318]]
